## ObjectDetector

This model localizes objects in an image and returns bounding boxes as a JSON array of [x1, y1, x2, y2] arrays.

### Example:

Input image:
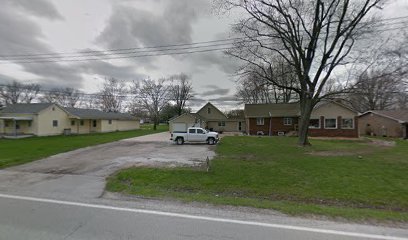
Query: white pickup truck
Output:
[[170, 127, 219, 145]]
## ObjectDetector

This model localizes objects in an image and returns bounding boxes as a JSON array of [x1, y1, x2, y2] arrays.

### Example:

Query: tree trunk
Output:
[[153, 115, 158, 130], [297, 97, 314, 146]]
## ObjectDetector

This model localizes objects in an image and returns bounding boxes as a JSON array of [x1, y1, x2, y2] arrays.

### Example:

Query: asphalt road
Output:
[[0, 194, 406, 240], [0, 132, 406, 240]]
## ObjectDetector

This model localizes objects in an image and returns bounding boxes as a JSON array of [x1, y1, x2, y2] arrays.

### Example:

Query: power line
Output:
[[0, 24, 406, 64], [0, 39, 258, 60], [0, 15, 407, 59]]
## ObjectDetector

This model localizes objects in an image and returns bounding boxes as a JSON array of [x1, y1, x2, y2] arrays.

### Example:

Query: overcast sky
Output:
[[0, 0, 407, 111]]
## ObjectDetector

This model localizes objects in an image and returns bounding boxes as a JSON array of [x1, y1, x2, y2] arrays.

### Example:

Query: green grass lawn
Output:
[[107, 136, 408, 222], [0, 124, 168, 169]]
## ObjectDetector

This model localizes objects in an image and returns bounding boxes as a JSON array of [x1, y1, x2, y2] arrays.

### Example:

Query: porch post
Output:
[[13, 119, 17, 137]]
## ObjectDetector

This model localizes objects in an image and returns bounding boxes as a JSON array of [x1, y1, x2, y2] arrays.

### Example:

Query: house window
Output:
[[71, 120, 75, 126], [28, 121, 32, 127], [108, 120, 112, 125], [5, 122, 9, 127], [207, 107, 211, 114], [218, 121, 225, 127], [256, 117, 264, 125], [16, 124, 20, 130], [309, 119, 320, 129], [324, 118, 337, 129], [80, 120, 84, 126], [342, 118, 354, 129], [93, 120, 97, 127], [283, 117, 292, 126], [52, 120, 58, 127]]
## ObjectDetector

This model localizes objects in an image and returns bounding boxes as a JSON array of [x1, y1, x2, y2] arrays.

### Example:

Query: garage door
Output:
[[172, 123, 187, 132]]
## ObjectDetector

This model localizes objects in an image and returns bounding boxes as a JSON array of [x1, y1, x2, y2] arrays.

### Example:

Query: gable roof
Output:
[[0, 103, 136, 121], [0, 103, 54, 114], [64, 108, 136, 120], [244, 103, 300, 117], [168, 112, 205, 122], [196, 102, 227, 118], [360, 110, 408, 123]]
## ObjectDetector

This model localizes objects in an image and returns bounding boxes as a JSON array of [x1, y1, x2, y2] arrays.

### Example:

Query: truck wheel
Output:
[[207, 137, 215, 145], [176, 137, 184, 145]]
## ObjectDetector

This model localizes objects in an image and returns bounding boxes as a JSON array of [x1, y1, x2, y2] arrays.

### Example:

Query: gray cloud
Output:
[[209, 95, 238, 101], [0, 2, 144, 90], [200, 88, 230, 96], [96, 0, 209, 68], [0, 3, 82, 88], [5, 0, 63, 20], [77, 61, 146, 82]]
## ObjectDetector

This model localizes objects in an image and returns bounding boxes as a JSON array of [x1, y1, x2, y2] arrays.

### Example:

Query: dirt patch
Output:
[[308, 139, 395, 157], [367, 139, 396, 147], [308, 151, 358, 157]]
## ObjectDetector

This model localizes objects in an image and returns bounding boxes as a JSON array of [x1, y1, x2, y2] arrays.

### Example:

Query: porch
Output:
[[0, 117, 35, 137]]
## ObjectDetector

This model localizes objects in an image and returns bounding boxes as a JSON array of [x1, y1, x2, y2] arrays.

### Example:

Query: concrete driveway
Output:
[[0, 132, 215, 200]]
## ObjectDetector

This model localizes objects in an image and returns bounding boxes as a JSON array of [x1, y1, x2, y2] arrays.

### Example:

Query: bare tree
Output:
[[396, 92, 408, 110], [217, 0, 385, 146], [236, 71, 273, 103], [41, 87, 82, 107], [348, 35, 408, 112], [0, 81, 40, 105], [131, 78, 170, 130], [349, 71, 404, 112], [169, 73, 193, 116], [99, 77, 127, 112], [236, 58, 298, 103]]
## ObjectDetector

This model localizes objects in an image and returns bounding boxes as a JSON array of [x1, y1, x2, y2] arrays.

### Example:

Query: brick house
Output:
[[244, 101, 359, 137], [358, 110, 408, 138]]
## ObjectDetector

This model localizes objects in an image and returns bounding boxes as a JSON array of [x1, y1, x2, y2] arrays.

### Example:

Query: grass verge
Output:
[[0, 124, 168, 169], [107, 136, 408, 222]]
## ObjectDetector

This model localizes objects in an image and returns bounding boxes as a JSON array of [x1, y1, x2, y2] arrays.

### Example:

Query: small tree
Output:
[[132, 78, 170, 130], [99, 77, 127, 112], [170, 73, 193, 116], [42, 87, 82, 107], [0, 81, 40, 105]]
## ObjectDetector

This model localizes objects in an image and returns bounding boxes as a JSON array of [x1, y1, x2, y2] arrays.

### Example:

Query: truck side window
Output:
[[189, 129, 195, 134], [197, 129, 204, 134]]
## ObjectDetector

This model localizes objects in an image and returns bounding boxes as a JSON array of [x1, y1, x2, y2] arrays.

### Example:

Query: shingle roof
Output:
[[168, 112, 206, 122], [0, 103, 136, 121], [244, 103, 300, 117], [64, 108, 136, 120], [0, 103, 53, 114], [365, 110, 408, 123]]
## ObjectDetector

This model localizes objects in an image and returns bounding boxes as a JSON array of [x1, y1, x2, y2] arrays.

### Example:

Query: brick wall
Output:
[[248, 116, 359, 137], [358, 113, 404, 138], [248, 117, 297, 135], [308, 116, 359, 138]]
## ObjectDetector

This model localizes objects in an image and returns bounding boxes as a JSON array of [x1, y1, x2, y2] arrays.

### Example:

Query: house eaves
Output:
[[359, 111, 407, 124]]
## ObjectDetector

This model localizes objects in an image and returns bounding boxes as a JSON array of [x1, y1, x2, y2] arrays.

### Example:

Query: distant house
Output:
[[358, 110, 408, 138], [0, 103, 140, 137], [168, 102, 246, 133], [244, 101, 359, 137]]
